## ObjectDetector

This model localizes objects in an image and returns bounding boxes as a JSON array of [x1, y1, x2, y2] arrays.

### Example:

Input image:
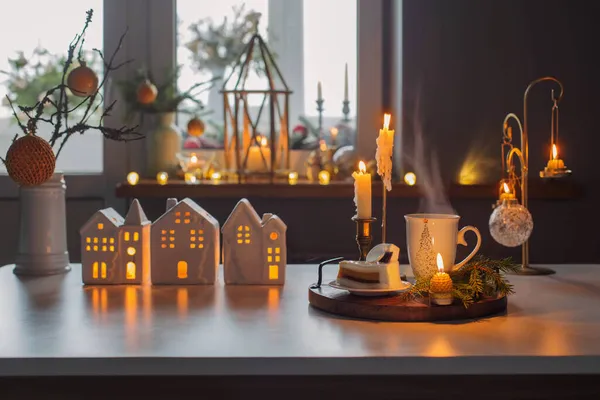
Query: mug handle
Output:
[[452, 226, 482, 271]]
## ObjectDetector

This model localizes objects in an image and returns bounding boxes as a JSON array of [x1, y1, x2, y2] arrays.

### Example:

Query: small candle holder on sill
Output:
[[352, 216, 376, 261]]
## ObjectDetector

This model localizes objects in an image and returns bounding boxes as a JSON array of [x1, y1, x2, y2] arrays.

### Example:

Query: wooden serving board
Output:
[[308, 285, 507, 322]]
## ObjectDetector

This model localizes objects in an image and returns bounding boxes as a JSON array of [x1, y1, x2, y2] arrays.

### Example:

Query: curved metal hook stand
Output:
[[310, 257, 345, 289], [498, 77, 564, 276]]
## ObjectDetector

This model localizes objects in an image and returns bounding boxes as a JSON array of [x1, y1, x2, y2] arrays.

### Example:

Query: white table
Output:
[[1, 264, 600, 397]]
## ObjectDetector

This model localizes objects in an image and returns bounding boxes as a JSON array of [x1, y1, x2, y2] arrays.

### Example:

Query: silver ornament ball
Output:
[[489, 201, 534, 247]]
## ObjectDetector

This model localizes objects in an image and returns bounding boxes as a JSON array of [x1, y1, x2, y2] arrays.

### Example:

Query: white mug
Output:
[[404, 213, 481, 280]]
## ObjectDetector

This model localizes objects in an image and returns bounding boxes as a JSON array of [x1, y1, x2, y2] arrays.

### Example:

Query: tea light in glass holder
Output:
[[127, 172, 139, 186], [156, 171, 168, 185], [184, 172, 198, 185], [288, 171, 299, 185], [318, 170, 330, 185]]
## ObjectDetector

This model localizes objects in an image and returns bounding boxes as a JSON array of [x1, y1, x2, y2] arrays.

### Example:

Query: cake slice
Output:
[[337, 259, 402, 289]]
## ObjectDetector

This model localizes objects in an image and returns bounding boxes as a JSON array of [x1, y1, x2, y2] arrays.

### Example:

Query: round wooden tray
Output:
[[308, 285, 507, 322]]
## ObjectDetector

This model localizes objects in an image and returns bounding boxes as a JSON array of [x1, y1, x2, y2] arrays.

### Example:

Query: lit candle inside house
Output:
[[352, 161, 372, 219], [546, 144, 566, 169]]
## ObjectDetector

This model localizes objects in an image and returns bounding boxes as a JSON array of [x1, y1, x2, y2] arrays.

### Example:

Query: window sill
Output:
[[115, 179, 582, 200]]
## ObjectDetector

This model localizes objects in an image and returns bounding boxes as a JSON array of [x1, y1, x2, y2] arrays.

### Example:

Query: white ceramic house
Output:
[[222, 198, 287, 285], [151, 198, 220, 284], [80, 199, 151, 285]]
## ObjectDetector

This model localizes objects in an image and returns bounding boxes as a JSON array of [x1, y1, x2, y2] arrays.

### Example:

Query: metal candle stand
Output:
[[316, 98, 324, 140], [352, 216, 377, 261]]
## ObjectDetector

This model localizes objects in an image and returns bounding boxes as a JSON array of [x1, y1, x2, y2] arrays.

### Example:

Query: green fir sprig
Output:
[[400, 255, 519, 308]]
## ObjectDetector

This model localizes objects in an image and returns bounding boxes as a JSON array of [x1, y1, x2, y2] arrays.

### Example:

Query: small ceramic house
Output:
[[151, 198, 219, 284], [222, 198, 287, 285], [80, 199, 151, 285]]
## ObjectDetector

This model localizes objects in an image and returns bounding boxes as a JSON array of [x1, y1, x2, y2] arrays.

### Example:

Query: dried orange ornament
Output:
[[187, 117, 205, 137], [137, 79, 158, 104], [67, 62, 99, 97], [5, 134, 56, 186]]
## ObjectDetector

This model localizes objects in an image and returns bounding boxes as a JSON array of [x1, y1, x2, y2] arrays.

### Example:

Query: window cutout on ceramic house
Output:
[[127, 247, 136, 256], [151, 198, 220, 285], [86, 237, 91, 243], [178, 261, 188, 279], [86, 245, 91, 251], [102, 238, 107, 243], [222, 198, 287, 285], [93, 262, 98, 279], [94, 237, 98, 243], [126, 262, 136, 280], [98, 223, 104, 230], [109, 245, 114, 252], [101, 262, 107, 279], [109, 238, 115, 244], [134, 232, 139, 242], [124, 232, 130, 241]]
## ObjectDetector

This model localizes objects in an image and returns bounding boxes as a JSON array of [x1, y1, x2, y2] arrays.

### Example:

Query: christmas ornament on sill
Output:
[[187, 117, 205, 137], [5, 133, 56, 186], [136, 79, 158, 105], [67, 61, 99, 97]]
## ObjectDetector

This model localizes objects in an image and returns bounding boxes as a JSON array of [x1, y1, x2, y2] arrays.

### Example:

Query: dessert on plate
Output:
[[336, 244, 402, 289]]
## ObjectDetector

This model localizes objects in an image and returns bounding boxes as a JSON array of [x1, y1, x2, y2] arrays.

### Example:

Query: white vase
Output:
[[148, 112, 182, 176], [14, 173, 70, 276]]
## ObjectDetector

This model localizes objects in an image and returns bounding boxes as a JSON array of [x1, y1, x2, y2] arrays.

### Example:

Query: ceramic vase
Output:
[[14, 173, 70, 276], [148, 112, 182, 176]]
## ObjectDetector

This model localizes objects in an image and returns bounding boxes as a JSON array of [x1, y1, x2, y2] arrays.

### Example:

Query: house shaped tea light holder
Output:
[[151, 198, 220, 285], [80, 199, 151, 285], [222, 198, 287, 285]]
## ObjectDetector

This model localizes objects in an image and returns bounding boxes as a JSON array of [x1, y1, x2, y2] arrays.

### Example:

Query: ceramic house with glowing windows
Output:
[[151, 198, 220, 284], [222, 198, 287, 285], [80, 199, 151, 285]]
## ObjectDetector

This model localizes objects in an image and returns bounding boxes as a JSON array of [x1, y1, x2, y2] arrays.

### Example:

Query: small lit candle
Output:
[[352, 161, 372, 218], [499, 182, 515, 201], [288, 171, 299, 185], [127, 172, 139, 186], [246, 137, 271, 172], [404, 172, 416, 186], [318, 170, 330, 185], [546, 144, 566, 170], [317, 81, 323, 101], [430, 253, 453, 306], [156, 171, 168, 186], [211, 171, 222, 182], [330, 127, 338, 146], [184, 172, 197, 185]]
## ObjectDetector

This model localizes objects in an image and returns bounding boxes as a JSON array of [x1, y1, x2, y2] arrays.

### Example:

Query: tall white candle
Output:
[[344, 63, 349, 102], [352, 161, 372, 219], [376, 113, 395, 191], [317, 81, 323, 101]]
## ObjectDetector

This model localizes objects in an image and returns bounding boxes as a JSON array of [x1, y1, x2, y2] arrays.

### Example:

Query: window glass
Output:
[[0, 0, 104, 173]]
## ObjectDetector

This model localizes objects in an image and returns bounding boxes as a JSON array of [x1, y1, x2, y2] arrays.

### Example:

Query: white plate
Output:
[[328, 279, 412, 297]]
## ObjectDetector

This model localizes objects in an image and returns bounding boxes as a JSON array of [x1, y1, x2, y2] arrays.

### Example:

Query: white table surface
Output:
[[0, 263, 599, 376]]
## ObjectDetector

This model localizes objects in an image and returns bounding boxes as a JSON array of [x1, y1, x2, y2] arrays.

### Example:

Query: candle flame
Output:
[[436, 253, 444, 273], [552, 144, 558, 160], [503, 182, 510, 193], [330, 127, 338, 136], [358, 160, 366, 173], [319, 139, 327, 152], [260, 137, 268, 147], [190, 154, 198, 163], [383, 113, 391, 130]]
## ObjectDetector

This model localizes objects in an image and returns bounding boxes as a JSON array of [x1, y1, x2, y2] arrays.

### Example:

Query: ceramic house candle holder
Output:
[[222, 198, 287, 285], [151, 198, 220, 285], [80, 199, 151, 285]]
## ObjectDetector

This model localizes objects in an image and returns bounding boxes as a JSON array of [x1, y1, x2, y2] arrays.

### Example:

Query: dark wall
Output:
[[398, 0, 600, 263]]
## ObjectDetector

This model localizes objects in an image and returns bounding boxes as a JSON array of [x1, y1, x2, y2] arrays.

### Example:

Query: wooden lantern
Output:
[[222, 30, 292, 181]]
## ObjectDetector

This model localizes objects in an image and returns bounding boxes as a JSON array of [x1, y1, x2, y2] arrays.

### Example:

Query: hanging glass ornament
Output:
[[489, 200, 533, 247]]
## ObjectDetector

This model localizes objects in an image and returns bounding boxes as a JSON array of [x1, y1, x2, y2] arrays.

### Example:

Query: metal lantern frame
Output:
[[221, 31, 292, 181]]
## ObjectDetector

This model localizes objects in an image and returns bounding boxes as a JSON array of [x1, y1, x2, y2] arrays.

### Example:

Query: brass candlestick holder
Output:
[[352, 216, 376, 261]]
